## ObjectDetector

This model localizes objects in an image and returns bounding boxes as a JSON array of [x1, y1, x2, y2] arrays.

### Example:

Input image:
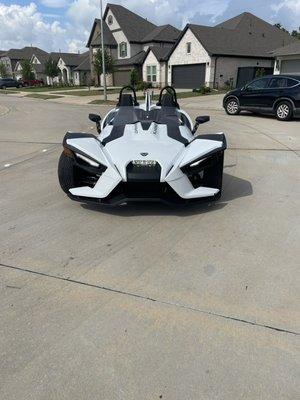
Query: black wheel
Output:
[[275, 101, 293, 121], [2, 85, 6, 90], [58, 151, 75, 194], [225, 98, 240, 115]]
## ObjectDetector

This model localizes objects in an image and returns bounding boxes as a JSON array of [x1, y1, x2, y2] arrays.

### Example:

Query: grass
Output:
[[89, 99, 116, 105], [18, 85, 89, 93], [137, 90, 227, 101], [0, 89, 18, 94], [26, 93, 63, 100], [54, 88, 120, 96]]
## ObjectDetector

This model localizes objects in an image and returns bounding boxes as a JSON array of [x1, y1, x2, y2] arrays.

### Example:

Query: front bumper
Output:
[[68, 181, 221, 206]]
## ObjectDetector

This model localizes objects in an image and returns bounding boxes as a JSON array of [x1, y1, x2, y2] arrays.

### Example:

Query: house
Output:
[[87, 3, 180, 86], [0, 46, 47, 78], [167, 12, 294, 89], [271, 41, 300, 75], [56, 52, 90, 85]]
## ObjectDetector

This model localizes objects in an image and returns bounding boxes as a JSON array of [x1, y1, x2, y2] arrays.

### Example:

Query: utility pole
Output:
[[100, 0, 107, 101]]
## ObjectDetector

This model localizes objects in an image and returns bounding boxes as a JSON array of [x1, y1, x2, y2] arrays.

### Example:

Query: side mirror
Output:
[[192, 116, 210, 134], [195, 116, 210, 124], [89, 113, 101, 123]]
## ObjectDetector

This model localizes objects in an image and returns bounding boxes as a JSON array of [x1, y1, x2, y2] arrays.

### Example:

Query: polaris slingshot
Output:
[[58, 86, 226, 205]]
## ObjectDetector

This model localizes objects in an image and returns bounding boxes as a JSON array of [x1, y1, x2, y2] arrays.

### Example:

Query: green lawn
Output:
[[20, 86, 89, 92], [54, 88, 120, 96], [0, 89, 18, 94], [137, 90, 227, 101], [89, 99, 117, 105], [26, 93, 63, 100]]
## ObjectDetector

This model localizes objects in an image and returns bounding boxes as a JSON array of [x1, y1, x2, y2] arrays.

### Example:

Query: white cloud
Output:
[[39, 0, 69, 7], [0, 2, 86, 52]]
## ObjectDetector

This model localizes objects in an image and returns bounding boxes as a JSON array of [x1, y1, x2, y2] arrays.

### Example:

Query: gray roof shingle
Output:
[[270, 41, 300, 56], [181, 17, 295, 58], [87, 19, 117, 47], [2, 46, 48, 60], [142, 25, 180, 43], [105, 3, 157, 42], [147, 46, 172, 61], [115, 51, 147, 66], [215, 12, 293, 48]]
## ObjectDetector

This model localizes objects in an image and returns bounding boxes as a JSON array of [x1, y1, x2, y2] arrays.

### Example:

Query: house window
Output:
[[146, 65, 157, 82], [186, 42, 191, 54], [119, 42, 127, 58], [108, 15, 113, 25]]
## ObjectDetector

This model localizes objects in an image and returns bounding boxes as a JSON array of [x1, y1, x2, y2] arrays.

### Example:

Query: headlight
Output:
[[76, 153, 100, 168]]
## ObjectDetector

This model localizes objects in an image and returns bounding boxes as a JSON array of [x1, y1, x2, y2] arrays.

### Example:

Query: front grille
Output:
[[126, 161, 161, 182]]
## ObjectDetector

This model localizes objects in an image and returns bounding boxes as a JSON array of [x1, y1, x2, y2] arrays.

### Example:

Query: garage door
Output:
[[172, 64, 206, 89], [114, 70, 131, 87], [281, 60, 300, 74]]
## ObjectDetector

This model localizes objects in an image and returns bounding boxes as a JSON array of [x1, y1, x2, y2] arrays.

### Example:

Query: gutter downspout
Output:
[[213, 56, 218, 89]]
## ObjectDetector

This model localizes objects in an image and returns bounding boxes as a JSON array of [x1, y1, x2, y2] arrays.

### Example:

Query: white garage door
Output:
[[281, 59, 300, 74]]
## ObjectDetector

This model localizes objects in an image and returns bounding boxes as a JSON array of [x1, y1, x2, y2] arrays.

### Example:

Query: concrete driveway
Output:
[[0, 95, 299, 400]]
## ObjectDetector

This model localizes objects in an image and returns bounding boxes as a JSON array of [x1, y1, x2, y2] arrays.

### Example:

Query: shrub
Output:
[[193, 86, 211, 94], [136, 81, 152, 91]]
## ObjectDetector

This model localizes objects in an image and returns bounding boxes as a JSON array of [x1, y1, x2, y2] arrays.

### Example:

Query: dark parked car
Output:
[[0, 78, 22, 89], [223, 75, 300, 121]]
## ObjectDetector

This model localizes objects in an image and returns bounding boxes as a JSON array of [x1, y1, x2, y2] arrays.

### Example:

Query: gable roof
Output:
[[74, 55, 91, 71], [270, 41, 300, 56], [58, 51, 89, 67], [146, 46, 172, 61], [104, 3, 157, 42], [2, 46, 48, 60], [168, 12, 295, 61], [86, 19, 117, 47], [142, 24, 180, 43], [115, 50, 147, 66], [215, 12, 293, 47]]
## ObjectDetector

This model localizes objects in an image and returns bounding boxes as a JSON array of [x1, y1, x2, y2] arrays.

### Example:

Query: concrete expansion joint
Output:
[[0, 261, 299, 337]]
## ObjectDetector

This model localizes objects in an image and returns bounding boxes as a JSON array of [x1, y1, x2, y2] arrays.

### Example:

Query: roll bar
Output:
[[156, 86, 180, 108], [117, 86, 139, 106]]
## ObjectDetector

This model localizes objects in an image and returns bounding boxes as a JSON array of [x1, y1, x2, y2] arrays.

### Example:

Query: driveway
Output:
[[0, 95, 299, 400]]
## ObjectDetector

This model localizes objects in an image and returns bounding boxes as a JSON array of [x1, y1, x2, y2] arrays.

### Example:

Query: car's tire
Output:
[[58, 151, 75, 194], [275, 101, 293, 121], [2, 85, 6, 90], [225, 98, 240, 115]]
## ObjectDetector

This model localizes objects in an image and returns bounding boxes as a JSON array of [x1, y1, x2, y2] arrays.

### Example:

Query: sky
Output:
[[0, 0, 299, 52]]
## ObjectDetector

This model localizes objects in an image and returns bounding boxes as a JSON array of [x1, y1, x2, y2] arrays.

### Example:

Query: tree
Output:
[[44, 58, 60, 85], [130, 69, 139, 87], [273, 23, 289, 34], [93, 48, 115, 86], [0, 61, 9, 78], [20, 59, 35, 81], [291, 27, 300, 39], [255, 67, 266, 78]]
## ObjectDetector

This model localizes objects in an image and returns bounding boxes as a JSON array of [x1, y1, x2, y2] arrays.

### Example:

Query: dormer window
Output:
[[108, 15, 113, 25], [186, 42, 191, 54], [119, 42, 127, 58]]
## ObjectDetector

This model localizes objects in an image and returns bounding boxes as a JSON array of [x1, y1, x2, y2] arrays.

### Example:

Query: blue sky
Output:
[[0, 0, 299, 52]]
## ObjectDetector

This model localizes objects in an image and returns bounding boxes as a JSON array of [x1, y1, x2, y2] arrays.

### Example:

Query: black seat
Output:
[[161, 93, 177, 108], [118, 94, 134, 107]]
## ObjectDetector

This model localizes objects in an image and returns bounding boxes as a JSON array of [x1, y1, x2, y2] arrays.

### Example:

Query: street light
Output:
[[99, 0, 107, 101]]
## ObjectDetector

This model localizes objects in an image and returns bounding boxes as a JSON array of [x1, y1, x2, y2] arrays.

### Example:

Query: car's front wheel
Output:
[[58, 151, 75, 194], [275, 101, 293, 121], [225, 98, 240, 115]]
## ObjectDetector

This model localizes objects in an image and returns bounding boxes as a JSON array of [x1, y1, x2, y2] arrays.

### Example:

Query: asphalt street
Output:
[[0, 94, 299, 399]]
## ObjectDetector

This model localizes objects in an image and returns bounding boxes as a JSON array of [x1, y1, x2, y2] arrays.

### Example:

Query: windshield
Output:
[[110, 107, 182, 127]]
